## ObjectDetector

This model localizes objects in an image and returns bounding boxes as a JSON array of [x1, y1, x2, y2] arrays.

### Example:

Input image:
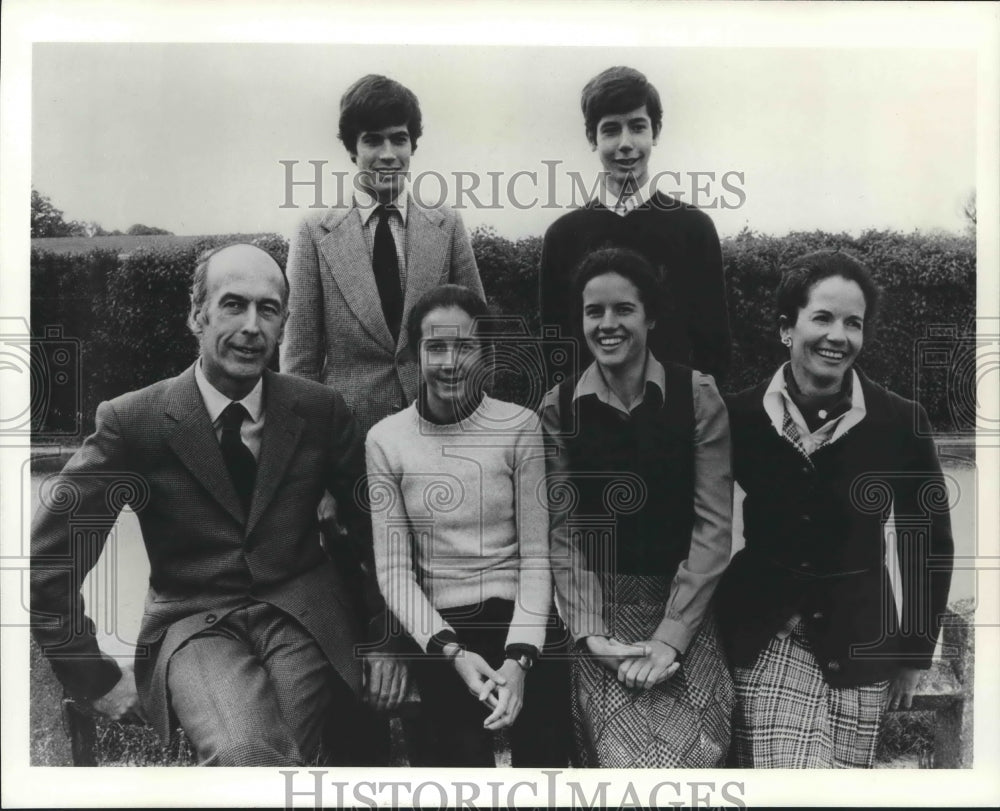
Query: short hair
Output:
[[188, 243, 289, 329], [405, 284, 490, 357], [775, 249, 880, 337], [338, 74, 423, 155], [581, 66, 663, 145], [572, 246, 662, 324]]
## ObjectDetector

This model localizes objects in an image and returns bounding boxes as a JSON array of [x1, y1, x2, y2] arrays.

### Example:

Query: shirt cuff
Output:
[[425, 629, 461, 657], [570, 612, 610, 644], [652, 617, 695, 654]]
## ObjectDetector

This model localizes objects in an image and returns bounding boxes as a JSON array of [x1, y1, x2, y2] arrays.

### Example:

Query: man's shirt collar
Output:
[[195, 360, 264, 425], [594, 172, 656, 215], [355, 186, 409, 227]]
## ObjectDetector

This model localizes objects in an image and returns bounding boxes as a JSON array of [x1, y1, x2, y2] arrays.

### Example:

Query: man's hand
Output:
[[617, 639, 681, 689], [584, 635, 649, 674], [887, 666, 922, 711], [483, 659, 526, 731], [91, 666, 145, 722], [363, 654, 410, 712]]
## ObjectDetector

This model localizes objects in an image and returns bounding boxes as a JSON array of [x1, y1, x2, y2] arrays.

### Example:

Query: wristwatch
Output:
[[504, 644, 539, 671]]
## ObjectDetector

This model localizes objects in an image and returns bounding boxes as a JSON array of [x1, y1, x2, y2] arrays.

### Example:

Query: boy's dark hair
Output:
[[572, 246, 662, 324], [581, 66, 663, 144], [338, 74, 423, 155], [775, 249, 880, 337]]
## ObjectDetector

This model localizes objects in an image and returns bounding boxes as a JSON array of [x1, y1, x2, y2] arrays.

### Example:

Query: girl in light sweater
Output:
[[366, 284, 569, 767]]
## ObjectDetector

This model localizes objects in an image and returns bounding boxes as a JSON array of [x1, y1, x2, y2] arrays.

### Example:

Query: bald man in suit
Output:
[[31, 244, 404, 766]]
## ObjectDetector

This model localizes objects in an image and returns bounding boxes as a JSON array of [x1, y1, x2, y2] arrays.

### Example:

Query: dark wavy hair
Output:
[[775, 249, 880, 337], [337, 74, 423, 155], [405, 284, 491, 358], [572, 246, 662, 325], [581, 66, 663, 145]]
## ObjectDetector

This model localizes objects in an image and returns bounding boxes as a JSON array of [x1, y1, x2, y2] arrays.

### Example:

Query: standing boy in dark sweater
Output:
[[539, 66, 731, 383]]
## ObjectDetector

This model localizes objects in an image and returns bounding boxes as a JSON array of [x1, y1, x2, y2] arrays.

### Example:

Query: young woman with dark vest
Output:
[[718, 249, 955, 768], [541, 246, 734, 767]]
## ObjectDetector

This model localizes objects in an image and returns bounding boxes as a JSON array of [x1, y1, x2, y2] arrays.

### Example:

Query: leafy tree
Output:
[[31, 189, 86, 237], [126, 223, 174, 236]]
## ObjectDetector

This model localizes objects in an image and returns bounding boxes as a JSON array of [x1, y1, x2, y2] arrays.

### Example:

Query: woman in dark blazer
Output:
[[718, 249, 954, 768]]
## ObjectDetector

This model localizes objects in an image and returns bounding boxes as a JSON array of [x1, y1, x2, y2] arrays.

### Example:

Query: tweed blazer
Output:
[[281, 196, 483, 433], [31, 365, 377, 740]]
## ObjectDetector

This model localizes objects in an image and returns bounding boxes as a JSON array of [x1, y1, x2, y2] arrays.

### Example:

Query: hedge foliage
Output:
[[30, 227, 973, 437]]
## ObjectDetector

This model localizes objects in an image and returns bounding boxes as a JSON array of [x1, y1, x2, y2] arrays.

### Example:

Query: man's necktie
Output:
[[372, 204, 403, 343], [219, 402, 256, 515]]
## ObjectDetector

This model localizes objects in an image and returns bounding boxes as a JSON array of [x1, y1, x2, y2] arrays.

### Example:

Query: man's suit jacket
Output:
[[31, 365, 376, 741], [281, 196, 484, 433]]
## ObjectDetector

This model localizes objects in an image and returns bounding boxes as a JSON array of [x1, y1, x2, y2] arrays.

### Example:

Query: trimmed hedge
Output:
[[30, 235, 289, 437], [723, 228, 976, 433], [29, 228, 973, 437]]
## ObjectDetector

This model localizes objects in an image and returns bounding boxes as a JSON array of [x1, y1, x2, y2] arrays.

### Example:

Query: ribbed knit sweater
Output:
[[366, 397, 552, 651]]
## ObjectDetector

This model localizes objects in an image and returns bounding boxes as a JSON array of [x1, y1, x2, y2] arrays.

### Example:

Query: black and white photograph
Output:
[[2, 0, 998, 807]]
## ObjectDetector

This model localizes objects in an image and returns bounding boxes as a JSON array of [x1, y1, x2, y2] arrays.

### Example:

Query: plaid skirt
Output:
[[731, 619, 890, 768], [570, 574, 734, 768]]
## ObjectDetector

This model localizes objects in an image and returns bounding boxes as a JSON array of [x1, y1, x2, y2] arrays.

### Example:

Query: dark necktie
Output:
[[372, 204, 403, 343], [219, 402, 256, 515]]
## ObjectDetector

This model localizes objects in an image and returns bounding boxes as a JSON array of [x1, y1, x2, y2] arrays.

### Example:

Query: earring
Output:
[[781, 336, 792, 347]]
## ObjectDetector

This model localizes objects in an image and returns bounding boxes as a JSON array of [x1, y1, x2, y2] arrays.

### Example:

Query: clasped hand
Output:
[[446, 644, 525, 731], [585, 636, 680, 690]]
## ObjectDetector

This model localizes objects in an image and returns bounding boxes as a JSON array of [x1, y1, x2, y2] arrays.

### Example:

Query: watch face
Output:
[[518, 654, 533, 671]]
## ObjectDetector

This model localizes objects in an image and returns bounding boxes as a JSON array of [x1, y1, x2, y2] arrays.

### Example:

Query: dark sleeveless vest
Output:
[[558, 362, 695, 577]]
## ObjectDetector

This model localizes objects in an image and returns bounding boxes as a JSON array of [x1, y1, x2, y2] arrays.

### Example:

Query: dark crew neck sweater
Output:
[[540, 193, 731, 383]]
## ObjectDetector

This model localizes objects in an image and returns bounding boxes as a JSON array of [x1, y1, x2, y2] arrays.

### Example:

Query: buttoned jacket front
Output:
[[718, 371, 954, 686], [281, 197, 483, 433], [31, 365, 374, 740]]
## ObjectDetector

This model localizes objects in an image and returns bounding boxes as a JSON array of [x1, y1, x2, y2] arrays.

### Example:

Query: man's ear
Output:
[[278, 310, 289, 344], [188, 305, 204, 336]]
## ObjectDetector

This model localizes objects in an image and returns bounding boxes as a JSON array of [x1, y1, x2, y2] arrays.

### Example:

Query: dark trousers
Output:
[[406, 598, 572, 768], [167, 601, 386, 766]]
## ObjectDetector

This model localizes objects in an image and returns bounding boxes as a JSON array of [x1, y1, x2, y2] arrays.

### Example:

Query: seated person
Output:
[[31, 244, 405, 766], [366, 284, 570, 767]]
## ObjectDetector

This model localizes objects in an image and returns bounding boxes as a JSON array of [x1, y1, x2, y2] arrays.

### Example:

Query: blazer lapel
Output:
[[246, 371, 305, 536], [317, 207, 396, 353], [400, 201, 449, 350], [164, 365, 245, 526]]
